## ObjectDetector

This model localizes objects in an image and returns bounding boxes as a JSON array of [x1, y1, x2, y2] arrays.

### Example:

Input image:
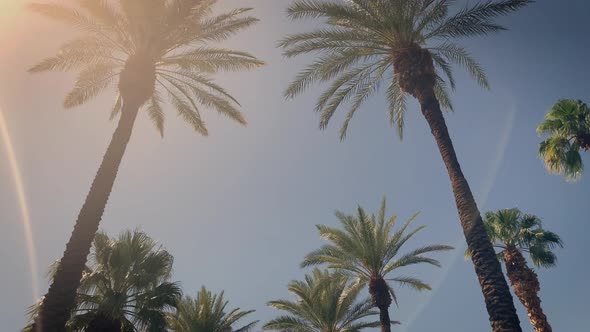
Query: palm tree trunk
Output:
[[393, 46, 522, 332], [86, 313, 123, 332], [369, 277, 392, 332], [33, 100, 141, 332], [504, 247, 552, 332]]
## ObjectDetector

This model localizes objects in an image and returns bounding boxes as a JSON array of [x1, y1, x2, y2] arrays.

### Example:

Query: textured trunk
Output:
[[86, 313, 122, 332], [504, 247, 552, 332], [393, 45, 521, 332], [33, 100, 140, 332], [369, 277, 392, 332]]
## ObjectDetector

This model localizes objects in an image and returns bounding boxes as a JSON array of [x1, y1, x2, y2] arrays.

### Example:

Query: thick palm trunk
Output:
[[369, 277, 392, 332], [504, 247, 552, 332], [33, 101, 140, 332], [86, 313, 122, 332], [393, 46, 521, 332]]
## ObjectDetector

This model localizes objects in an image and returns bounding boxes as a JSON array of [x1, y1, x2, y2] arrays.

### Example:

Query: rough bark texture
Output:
[[504, 247, 552, 332], [86, 313, 122, 332], [369, 277, 392, 332], [393, 44, 522, 332], [33, 101, 140, 332]]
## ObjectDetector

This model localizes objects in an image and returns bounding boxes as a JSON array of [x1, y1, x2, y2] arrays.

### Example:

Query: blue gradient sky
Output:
[[1, 1, 589, 331]]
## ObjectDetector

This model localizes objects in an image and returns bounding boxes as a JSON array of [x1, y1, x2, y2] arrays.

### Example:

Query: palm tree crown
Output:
[[280, 0, 532, 139], [482, 208, 563, 268], [24, 230, 181, 331], [30, 0, 264, 136], [537, 99, 590, 181], [302, 199, 453, 305], [264, 269, 386, 332], [167, 287, 258, 332]]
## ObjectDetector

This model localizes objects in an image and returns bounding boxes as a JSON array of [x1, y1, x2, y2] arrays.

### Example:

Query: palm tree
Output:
[[468, 209, 563, 332], [265, 269, 388, 332], [24, 230, 182, 332], [537, 99, 590, 181], [301, 199, 452, 332], [167, 286, 258, 332], [280, 1, 532, 330], [28, 1, 263, 329]]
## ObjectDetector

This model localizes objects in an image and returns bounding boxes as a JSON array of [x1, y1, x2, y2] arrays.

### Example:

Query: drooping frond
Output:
[[301, 198, 453, 299], [537, 99, 589, 180], [30, 0, 263, 136], [479, 208, 563, 269], [282, 0, 531, 139]]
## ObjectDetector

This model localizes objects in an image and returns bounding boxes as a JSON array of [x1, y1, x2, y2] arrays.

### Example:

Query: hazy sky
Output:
[[1, 1, 589, 331]]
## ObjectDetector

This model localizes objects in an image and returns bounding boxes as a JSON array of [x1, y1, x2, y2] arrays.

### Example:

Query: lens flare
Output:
[[0, 107, 39, 302]]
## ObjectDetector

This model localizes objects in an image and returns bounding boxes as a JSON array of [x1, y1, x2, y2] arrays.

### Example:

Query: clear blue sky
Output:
[[1, 1, 589, 331]]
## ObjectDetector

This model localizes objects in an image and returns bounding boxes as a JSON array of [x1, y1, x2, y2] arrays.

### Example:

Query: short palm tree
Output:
[[28, 1, 263, 330], [167, 286, 258, 332], [265, 269, 387, 332], [301, 199, 452, 332], [537, 99, 590, 181], [280, 1, 531, 330], [24, 230, 181, 332], [469, 209, 563, 332]]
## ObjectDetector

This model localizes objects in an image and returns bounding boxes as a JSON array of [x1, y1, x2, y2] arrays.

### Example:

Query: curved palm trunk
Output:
[[369, 277, 392, 332], [504, 247, 552, 332], [393, 46, 521, 332], [33, 100, 141, 332]]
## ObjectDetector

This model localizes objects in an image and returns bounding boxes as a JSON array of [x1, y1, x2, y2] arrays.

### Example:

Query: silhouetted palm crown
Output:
[[302, 200, 453, 304], [483, 209, 563, 268], [280, 0, 531, 139], [538, 99, 590, 181], [30, 0, 264, 136], [264, 269, 385, 332], [167, 287, 258, 332], [24, 230, 181, 331]]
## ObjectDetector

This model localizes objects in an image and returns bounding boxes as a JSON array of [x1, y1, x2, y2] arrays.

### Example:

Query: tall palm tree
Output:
[[280, 1, 532, 330], [468, 209, 563, 332], [301, 199, 452, 332], [28, 1, 263, 330], [537, 99, 590, 181], [167, 286, 258, 332], [24, 230, 182, 332], [265, 269, 388, 332]]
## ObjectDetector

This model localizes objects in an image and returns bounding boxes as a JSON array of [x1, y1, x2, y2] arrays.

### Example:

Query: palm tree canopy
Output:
[[167, 286, 258, 332], [301, 198, 453, 304], [23, 230, 181, 331], [537, 99, 590, 181], [264, 269, 388, 332], [280, 0, 532, 139], [472, 208, 564, 268], [29, 0, 264, 136]]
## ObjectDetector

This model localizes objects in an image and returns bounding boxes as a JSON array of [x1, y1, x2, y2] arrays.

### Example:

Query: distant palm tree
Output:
[[301, 199, 452, 332], [537, 99, 590, 181], [467, 209, 563, 332], [24, 230, 181, 332], [28, 1, 263, 329], [265, 269, 387, 332], [280, 1, 531, 330], [167, 286, 258, 332]]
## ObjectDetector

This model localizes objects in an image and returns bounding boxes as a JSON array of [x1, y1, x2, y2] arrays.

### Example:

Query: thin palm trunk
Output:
[[393, 46, 521, 332], [504, 247, 552, 332], [34, 100, 140, 332], [369, 277, 392, 332]]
